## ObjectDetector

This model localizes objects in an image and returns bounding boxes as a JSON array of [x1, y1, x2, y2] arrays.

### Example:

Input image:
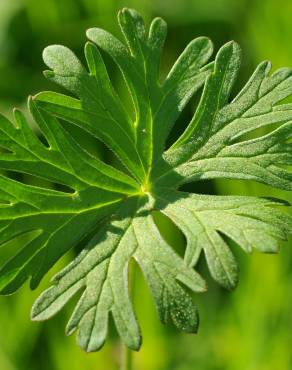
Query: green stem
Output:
[[120, 260, 135, 370], [121, 345, 133, 370]]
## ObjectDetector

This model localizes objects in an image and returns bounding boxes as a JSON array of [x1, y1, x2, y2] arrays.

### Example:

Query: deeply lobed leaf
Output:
[[154, 42, 292, 189], [156, 190, 292, 289], [31, 196, 205, 351], [0, 8, 291, 352]]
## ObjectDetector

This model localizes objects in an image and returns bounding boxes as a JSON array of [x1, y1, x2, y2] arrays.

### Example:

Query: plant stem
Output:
[[120, 259, 135, 370], [121, 345, 133, 370]]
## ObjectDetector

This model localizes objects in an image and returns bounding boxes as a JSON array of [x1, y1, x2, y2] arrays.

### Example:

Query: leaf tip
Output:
[[12, 107, 21, 120], [219, 40, 242, 59], [30, 307, 42, 322], [43, 69, 55, 79], [128, 336, 142, 352], [86, 27, 97, 40]]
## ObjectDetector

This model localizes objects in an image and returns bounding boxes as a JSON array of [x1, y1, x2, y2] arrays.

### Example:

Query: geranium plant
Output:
[[0, 7, 291, 368]]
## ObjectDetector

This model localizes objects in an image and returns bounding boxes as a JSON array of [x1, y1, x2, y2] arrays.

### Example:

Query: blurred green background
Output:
[[0, 0, 291, 369]]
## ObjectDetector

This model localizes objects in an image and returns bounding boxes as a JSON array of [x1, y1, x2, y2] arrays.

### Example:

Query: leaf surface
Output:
[[154, 42, 292, 190], [0, 8, 291, 352]]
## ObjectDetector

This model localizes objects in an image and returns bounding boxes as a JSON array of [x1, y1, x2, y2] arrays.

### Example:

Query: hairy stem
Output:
[[121, 345, 133, 370], [120, 260, 135, 370]]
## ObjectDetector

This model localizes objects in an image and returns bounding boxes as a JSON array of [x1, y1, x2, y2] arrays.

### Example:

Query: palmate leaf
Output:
[[0, 8, 291, 352]]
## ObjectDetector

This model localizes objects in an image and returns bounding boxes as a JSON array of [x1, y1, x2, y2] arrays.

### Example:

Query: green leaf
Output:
[[156, 190, 292, 289], [36, 8, 213, 182], [0, 8, 291, 352], [31, 196, 205, 352], [153, 42, 292, 190]]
